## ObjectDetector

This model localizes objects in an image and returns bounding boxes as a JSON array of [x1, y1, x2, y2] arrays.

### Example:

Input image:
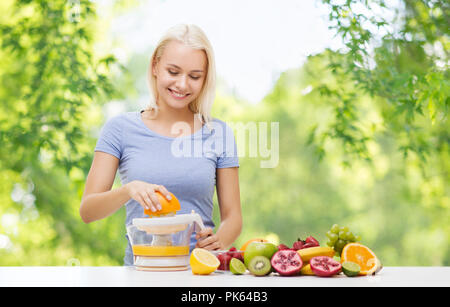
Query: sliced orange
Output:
[[144, 191, 180, 217], [341, 243, 379, 275], [189, 248, 220, 275], [240, 238, 268, 252]]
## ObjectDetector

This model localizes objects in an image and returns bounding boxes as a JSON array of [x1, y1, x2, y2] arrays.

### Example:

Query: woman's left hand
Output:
[[195, 227, 222, 250]]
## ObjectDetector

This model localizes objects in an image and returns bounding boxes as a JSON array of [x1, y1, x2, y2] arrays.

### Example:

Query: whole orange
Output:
[[144, 191, 180, 217]]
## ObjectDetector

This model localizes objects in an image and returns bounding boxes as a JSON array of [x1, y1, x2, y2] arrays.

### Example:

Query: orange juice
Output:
[[132, 245, 189, 256]]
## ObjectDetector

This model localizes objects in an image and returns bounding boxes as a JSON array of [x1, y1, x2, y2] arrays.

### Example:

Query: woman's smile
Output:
[[168, 88, 190, 100]]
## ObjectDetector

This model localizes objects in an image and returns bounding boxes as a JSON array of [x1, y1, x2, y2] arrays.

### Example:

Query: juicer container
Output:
[[126, 211, 205, 271]]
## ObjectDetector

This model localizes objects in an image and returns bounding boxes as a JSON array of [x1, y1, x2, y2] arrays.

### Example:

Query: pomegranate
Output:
[[270, 250, 303, 276], [310, 256, 342, 277]]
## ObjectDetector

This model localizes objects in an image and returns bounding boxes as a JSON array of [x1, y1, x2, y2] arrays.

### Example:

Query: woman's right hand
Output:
[[124, 180, 172, 213]]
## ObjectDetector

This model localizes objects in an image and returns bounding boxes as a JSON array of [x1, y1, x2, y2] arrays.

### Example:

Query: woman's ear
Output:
[[152, 60, 158, 77]]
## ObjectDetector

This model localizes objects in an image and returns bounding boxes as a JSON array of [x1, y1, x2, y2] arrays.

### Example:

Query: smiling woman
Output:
[[79, 24, 242, 267], [146, 24, 217, 125]]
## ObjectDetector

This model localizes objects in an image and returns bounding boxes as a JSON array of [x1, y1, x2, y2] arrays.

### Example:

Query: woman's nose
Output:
[[174, 75, 188, 91]]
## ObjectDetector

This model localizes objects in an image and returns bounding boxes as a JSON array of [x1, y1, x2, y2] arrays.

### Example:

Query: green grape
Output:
[[326, 231, 333, 239], [347, 232, 355, 242], [355, 235, 361, 242], [338, 230, 346, 239], [344, 231, 353, 241], [326, 240, 334, 247], [340, 226, 349, 233], [330, 224, 340, 234], [335, 239, 347, 253], [329, 233, 338, 243]]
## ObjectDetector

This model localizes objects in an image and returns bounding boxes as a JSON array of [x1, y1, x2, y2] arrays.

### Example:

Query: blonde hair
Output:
[[146, 24, 216, 125]]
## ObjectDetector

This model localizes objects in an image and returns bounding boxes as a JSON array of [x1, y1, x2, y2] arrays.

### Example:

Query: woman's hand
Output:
[[195, 228, 223, 250], [124, 180, 172, 213]]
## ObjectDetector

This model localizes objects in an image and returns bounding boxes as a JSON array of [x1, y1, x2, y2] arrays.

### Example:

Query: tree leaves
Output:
[[315, 0, 449, 164]]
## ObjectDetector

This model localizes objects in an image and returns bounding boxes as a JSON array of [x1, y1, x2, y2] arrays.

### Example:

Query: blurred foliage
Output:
[[0, 0, 449, 267], [314, 0, 449, 163], [0, 0, 125, 265]]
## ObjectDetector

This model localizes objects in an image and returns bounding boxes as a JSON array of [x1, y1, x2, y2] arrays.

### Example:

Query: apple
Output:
[[243, 241, 278, 267]]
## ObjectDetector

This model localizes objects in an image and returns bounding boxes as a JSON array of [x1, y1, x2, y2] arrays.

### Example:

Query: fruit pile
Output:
[[190, 225, 382, 278], [216, 247, 244, 271]]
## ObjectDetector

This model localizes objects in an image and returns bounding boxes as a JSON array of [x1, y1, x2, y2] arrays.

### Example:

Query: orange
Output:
[[240, 238, 269, 252], [144, 191, 180, 217], [341, 243, 379, 275], [189, 248, 220, 275]]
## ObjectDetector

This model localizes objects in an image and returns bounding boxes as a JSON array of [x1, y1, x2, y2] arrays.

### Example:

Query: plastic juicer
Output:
[[126, 193, 205, 271]]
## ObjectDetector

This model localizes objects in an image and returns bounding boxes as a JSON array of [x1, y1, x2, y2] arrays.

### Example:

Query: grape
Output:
[[344, 231, 353, 241], [335, 239, 347, 253], [329, 233, 338, 243], [347, 232, 355, 242], [330, 224, 340, 234], [326, 231, 333, 239], [340, 226, 349, 233], [327, 224, 361, 255]]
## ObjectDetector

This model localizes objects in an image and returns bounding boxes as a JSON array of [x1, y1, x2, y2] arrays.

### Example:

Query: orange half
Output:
[[144, 191, 180, 217], [341, 243, 378, 275]]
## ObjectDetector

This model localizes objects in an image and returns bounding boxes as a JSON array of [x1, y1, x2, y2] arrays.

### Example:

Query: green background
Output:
[[0, 0, 448, 266]]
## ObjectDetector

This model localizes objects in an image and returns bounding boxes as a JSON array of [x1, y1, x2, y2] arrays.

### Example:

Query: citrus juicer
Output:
[[126, 192, 205, 271]]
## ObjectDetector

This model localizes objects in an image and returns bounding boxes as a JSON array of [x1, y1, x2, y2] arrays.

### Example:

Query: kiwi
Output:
[[248, 256, 271, 276]]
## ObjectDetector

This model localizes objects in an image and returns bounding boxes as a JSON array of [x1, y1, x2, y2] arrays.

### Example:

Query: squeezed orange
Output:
[[132, 245, 189, 256]]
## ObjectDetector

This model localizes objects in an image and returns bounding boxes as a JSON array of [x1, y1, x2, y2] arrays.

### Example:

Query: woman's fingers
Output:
[[195, 228, 218, 249], [147, 190, 161, 211], [129, 181, 173, 212], [196, 235, 221, 250], [137, 194, 152, 211], [196, 228, 213, 240], [154, 184, 172, 201]]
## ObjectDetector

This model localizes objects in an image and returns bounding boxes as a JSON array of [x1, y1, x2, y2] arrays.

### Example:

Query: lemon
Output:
[[189, 248, 220, 275]]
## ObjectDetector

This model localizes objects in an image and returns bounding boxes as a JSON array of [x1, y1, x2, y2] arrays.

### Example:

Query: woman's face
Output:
[[152, 40, 207, 112]]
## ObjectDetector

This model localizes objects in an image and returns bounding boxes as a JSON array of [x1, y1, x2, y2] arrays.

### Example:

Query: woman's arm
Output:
[[80, 152, 173, 224], [79, 152, 129, 223], [196, 167, 242, 249]]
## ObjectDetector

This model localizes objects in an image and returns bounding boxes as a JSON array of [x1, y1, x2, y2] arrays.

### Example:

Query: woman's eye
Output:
[[168, 70, 201, 80]]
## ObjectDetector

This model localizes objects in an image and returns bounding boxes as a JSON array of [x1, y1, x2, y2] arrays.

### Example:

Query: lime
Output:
[[342, 261, 361, 277], [230, 257, 246, 275]]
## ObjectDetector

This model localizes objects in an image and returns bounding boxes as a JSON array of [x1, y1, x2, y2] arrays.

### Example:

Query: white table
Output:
[[0, 266, 449, 287]]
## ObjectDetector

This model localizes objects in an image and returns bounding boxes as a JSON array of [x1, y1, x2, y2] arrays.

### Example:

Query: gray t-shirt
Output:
[[94, 111, 239, 265]]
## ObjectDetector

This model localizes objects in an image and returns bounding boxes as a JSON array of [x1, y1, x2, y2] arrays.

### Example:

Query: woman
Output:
[[79, 24, 242, 266]]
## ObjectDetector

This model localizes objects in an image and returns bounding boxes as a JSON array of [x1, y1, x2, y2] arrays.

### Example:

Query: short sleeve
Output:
[[94, 115, 123, 159], [216, 121, 239, 169]]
